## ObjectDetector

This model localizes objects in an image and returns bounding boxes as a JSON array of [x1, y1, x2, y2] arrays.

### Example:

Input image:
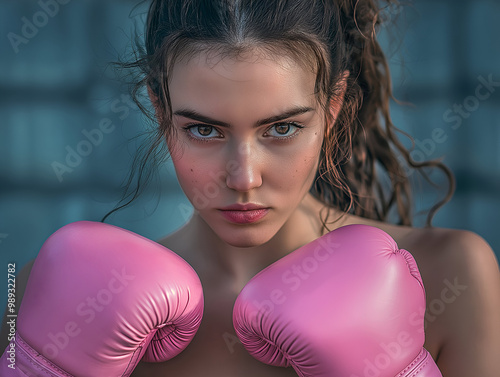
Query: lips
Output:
[[219, 203, 270, 224], [220, 203, 267, 211]]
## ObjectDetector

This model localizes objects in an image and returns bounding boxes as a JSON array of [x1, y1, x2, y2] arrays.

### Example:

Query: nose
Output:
[[225, 141, 263, 192]]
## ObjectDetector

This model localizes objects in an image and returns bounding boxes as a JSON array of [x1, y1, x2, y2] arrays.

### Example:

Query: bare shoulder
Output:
[[423, 226, 499, 279], [359, 220, 499, 282], [400, 225, 500, 296], [420, 227, 500, 375], [387, 224, 500, 375], [404, 225, 498, 261]]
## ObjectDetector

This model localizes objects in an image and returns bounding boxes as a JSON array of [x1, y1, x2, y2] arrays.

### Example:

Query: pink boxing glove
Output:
[[0, 221, 203, 377], [233, 224, 442, 377]]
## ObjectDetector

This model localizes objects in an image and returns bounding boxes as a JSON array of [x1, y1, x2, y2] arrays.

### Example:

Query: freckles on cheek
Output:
[[272, 154, 318, 190], [291, 150, 322, 187], [174, 155, 225, 195], [185, 165, 199, 183], [270, 136, 322, 184], [172, 155, 198, 185], [188, 169, 197, 184]]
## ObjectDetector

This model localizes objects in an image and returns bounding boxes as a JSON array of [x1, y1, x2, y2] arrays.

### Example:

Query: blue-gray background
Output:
[[1, 1, 499, 315]]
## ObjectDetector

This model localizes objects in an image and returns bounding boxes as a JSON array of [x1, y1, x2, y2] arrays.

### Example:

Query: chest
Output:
[[138, 231, 444, 376], [131, 280, 298, 377]]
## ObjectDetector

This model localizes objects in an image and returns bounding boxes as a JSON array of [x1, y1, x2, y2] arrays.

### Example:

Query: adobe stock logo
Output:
[[42, 267, 135, 359], [443, 74, 500, 130], [7, 0, 72, 54], [397, 74, 499, 178], [176, 141, 251, 222], [224, 235, 341, 354], [51, 120, 116, 183], [51, 94, 136, 182]]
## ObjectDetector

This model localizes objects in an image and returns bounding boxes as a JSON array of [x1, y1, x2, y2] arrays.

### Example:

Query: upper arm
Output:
[[435, 230, 500, 377], [0, 259, 35, 352]]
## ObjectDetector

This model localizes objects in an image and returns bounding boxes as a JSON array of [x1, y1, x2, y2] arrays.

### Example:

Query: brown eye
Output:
[[198, 126, 213, 136], [185, 124, 221, 139], [275, 124, 291, 135], [266, 122, 303, 139]]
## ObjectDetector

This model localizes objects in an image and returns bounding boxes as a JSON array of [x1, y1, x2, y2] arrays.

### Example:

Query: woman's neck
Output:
[[182, 194, 349, 291]]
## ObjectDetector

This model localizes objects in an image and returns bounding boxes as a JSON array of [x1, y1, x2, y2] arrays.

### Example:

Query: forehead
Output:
[[168, 49, 318, 115]]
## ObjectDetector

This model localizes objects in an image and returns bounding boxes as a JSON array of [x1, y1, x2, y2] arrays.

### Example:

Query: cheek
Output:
[[269, 134, 323, 187], [170, 148, 227, 208], [170, 130, 324, 200], [172, 154, 206, 192], [169, 138, 203, 187]]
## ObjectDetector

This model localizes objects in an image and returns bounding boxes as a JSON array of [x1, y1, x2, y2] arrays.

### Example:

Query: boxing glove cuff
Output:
[[398, 349, 442, 377], [1, 332, 73, 377]]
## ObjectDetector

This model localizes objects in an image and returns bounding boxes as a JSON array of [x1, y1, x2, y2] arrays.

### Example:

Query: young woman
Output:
[[2, 0, 499, 376]]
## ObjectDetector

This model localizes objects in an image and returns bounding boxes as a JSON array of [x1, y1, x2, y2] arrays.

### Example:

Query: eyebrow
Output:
[[173, 106, 315, 128]]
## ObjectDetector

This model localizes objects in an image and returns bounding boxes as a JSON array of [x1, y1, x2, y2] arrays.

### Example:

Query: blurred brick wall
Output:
[[1, 0, 499, 314]]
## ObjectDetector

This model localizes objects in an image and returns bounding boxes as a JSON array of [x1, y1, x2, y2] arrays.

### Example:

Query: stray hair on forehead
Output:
[[102, 0, 454, 230]]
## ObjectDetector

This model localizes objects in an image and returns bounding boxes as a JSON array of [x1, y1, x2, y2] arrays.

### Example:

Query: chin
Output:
[[216, 226, 275, 248]]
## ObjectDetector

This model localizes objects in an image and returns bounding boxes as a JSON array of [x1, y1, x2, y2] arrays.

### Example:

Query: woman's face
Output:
[[166, 49, 328, 247]]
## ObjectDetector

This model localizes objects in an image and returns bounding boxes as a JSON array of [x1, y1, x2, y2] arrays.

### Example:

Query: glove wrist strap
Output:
[[0, 332, 74, 377]]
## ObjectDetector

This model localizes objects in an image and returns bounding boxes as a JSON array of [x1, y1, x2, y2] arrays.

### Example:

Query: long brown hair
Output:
[[102, 0, 455, 228]]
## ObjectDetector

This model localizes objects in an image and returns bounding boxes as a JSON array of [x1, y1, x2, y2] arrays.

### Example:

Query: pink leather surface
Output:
[[0, 221, 204, 377], [233, 224, 443, 376]]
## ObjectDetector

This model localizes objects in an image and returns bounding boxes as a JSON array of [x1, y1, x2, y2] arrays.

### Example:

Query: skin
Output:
[[161, 49, 335, 281], [1, 48, 499, 376]]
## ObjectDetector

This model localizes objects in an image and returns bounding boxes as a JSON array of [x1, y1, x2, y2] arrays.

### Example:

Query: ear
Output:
[[328, 70, 349, 123]]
